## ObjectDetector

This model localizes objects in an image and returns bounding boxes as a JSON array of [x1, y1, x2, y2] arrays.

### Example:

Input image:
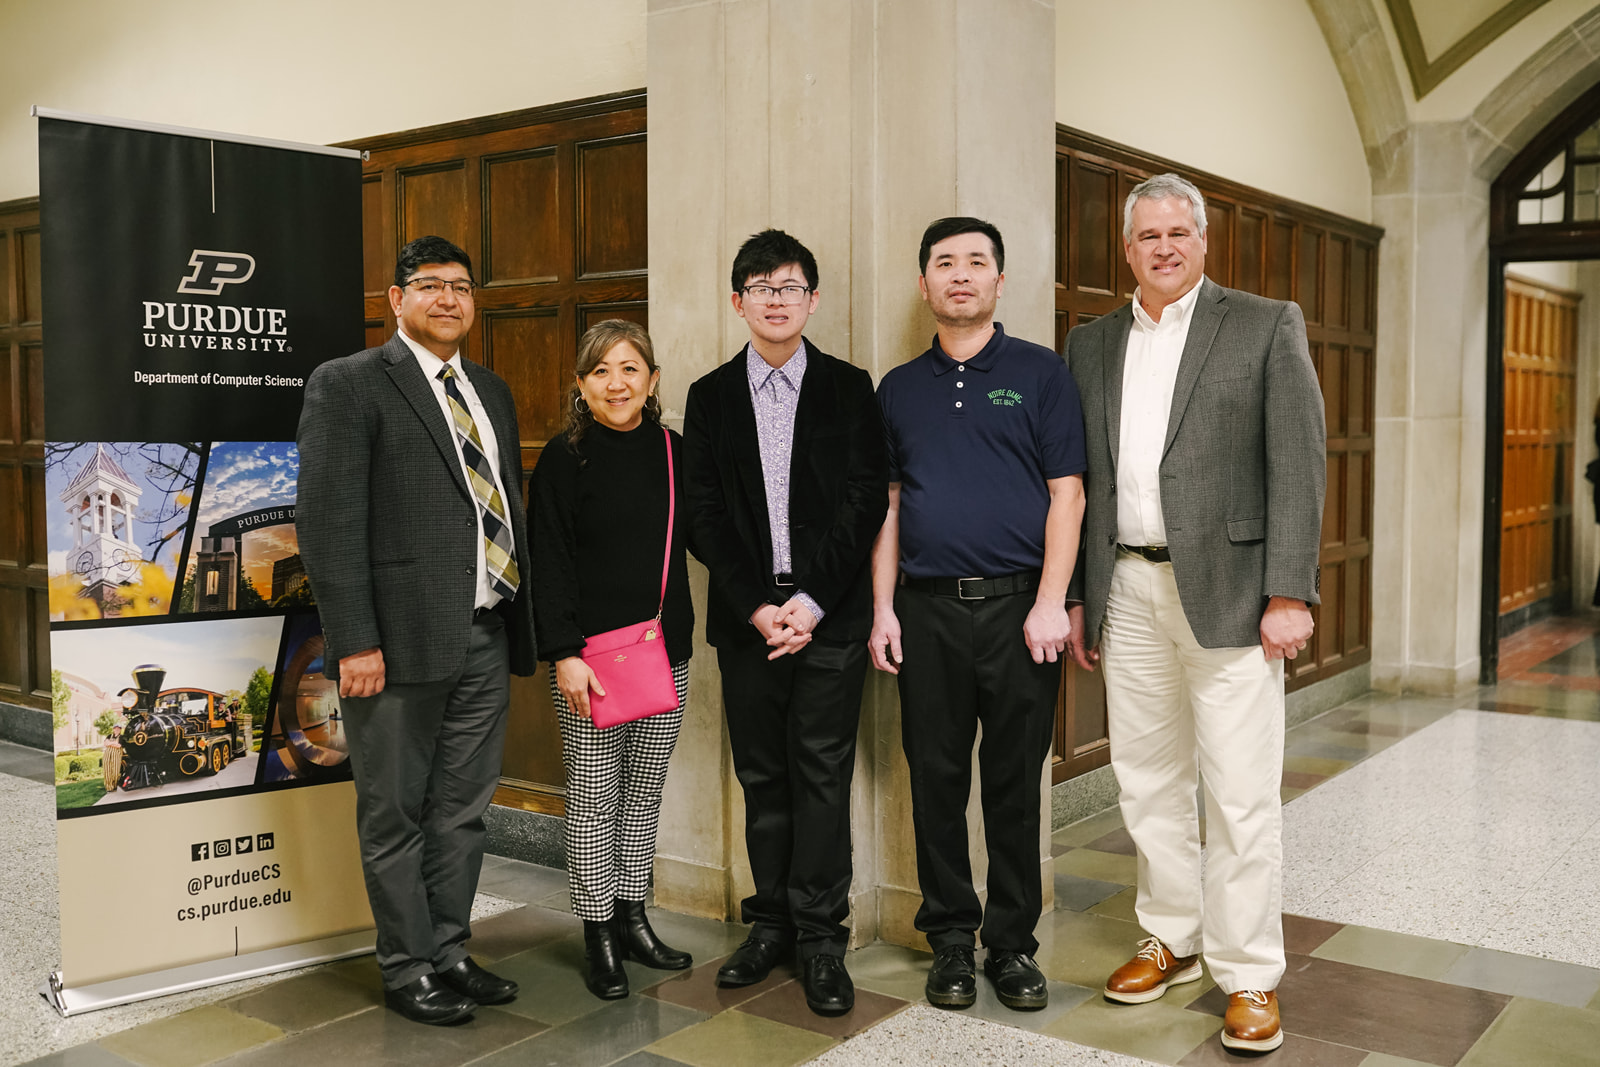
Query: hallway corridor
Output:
[[4, 623, 1599, 1066]]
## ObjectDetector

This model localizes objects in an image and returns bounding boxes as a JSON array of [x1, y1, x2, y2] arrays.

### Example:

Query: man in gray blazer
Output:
[[1063, 174, 1324, 1055], [298, 235, 537, 1026]]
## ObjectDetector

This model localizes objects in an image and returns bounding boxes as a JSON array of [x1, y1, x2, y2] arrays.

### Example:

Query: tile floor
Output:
[[5, 616, 1600, 1066]]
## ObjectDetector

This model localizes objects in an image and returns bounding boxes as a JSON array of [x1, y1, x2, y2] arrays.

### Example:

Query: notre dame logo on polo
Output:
[[988, 389, 1024, 408], [177, 249, 257, 295]]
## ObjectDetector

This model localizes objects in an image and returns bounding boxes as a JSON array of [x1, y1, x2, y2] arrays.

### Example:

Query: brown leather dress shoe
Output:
[[1103, 936, 1202, 1004], [1222, 989, 1283, 1052]]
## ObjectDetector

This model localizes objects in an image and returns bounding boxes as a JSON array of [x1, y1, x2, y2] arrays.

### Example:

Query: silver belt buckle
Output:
[[957, 576, 984, 600]]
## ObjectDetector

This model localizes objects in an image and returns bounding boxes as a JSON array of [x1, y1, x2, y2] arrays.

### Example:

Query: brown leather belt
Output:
[[1118, 543, 1171, 564]]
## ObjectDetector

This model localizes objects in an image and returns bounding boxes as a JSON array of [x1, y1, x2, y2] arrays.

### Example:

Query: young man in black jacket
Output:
[[683, 229, 888, 1017]]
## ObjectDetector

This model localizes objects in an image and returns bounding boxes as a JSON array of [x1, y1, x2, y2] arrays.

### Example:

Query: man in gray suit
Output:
[[298, 235, 537, 1026], [1063, 174, 1324, 1054]]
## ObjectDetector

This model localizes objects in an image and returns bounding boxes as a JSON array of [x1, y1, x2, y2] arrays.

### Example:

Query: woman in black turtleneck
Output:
[[528, 319, 694, 1000]]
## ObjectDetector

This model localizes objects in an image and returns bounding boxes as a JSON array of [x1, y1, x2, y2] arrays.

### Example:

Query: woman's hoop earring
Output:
[[575, 396, 590, 414]]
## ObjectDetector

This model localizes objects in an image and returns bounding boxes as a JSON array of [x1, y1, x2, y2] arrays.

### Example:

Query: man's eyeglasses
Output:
[[740, 284, 811, 305], [404, 277, 476, 298]]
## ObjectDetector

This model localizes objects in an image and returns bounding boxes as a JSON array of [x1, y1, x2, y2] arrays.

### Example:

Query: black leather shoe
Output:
[[984, 950, 1048, 1010], [803, 954, 855, 1016], [926, 945, 977, 1009], [437, 957, 518, 1005], [715, 934, 787, 987], [615, 899, 692, 970], [583, 919, 629, 1000], [383, 973, 476, 1025]]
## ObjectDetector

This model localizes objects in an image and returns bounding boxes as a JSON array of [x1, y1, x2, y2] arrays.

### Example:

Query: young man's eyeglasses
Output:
[[740, 284, 811, 305], [403, 277, 475, 298]]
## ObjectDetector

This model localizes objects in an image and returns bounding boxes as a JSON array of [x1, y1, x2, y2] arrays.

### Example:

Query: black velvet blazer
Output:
[[683, 340, 888, 648]]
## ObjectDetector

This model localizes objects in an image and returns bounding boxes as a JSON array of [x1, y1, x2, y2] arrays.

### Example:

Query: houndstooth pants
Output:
[[552, 660, 688, 921]]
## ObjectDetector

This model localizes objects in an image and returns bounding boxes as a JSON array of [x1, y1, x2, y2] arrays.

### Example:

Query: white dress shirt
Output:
[[1116, 278, 1207, 547], [397, 328, 511, 611]]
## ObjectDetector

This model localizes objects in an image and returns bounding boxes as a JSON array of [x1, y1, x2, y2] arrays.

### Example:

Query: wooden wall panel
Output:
[[20, 228, 42, 323], [1053, 128, 1381, 782], [0, 200, 47, 709], [482, 309, 565, 445], [399, 164, 470, 252], [344, 91, 648, 815], [576, 135, 648, 278], [484, 149, 561, 285]]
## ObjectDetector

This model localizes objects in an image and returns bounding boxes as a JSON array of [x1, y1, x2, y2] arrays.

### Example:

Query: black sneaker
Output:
[[983, 950, 1048, 1010], [926, 945, 977, 1008]]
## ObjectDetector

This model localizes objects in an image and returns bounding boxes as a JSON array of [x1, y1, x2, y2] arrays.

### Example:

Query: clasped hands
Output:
[[754, 597, 816, 661]]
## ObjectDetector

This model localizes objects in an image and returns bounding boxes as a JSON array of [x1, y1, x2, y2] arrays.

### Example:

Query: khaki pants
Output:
[[1100, 552, 1286, 993]]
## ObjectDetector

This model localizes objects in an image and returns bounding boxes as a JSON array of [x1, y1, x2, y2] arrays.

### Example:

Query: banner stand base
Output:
[[39, 929, 376, 1017]]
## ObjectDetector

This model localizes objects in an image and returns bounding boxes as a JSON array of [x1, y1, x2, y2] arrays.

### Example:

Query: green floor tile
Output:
[[1588, 983, 1600, 1012], [638, 909, 751, 963], [98, 1005, 283, 1067], [1087, 885, 1139, 923], [1360, 1054, 1440, 1067], [1055, 872, 1127, 912], [845, 942, 933, 1003], [1458, 997, 1600, 1067], [1281, 785, 1308, 803], [227, 969, 381, 1032], [1055, 848, 1137, 885], [1052, 808, 1126, 849], [1283, 755, 1355, 778], [646, 1010, 835, 1067], [1045, 992, 1221, 1063], [1311, 924, 1470, 982], [1442, 947, 1600, 1008]]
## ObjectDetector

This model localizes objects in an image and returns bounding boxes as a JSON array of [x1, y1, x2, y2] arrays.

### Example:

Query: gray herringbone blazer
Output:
[[296, 334, 538, 683], [1064, 278, 1325, 650]]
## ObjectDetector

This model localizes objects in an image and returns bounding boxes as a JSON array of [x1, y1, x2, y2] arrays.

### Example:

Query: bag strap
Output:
[[656, 425, 674, 620]]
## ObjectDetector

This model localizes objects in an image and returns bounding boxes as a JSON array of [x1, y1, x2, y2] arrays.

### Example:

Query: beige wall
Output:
[[1055, 0, 1372, 223], [0, 0, 646, 203]]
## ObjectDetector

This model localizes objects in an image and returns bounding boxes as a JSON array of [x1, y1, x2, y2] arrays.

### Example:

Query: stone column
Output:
[[1368, 121, 1491, 694], [647, 0, 1058, 946]]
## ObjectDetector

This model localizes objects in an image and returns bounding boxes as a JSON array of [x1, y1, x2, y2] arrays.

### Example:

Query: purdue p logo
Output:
[[177, 249, 256, 295]]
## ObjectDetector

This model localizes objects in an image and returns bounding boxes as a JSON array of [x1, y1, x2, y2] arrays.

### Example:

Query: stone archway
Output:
[[1306, 0, 1600, 690]]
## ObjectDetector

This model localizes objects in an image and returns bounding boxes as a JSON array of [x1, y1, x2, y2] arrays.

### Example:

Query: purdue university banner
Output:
[[36, 110, 374, 1015]]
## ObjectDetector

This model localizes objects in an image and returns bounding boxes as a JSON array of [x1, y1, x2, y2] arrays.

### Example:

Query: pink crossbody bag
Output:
[[581, 426, 681, 729]]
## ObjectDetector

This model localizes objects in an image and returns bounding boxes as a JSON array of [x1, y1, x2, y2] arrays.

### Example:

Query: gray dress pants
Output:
[[341, 614, 511, 989]]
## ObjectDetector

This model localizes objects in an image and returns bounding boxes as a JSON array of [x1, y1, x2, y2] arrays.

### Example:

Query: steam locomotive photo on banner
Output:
[[51, 614, 283, 812], [115, 663, 250, 788]]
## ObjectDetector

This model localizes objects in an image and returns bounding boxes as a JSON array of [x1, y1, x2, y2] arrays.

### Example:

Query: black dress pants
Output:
[[717, 636, 866, 958], [896, 585, 1059, 955]]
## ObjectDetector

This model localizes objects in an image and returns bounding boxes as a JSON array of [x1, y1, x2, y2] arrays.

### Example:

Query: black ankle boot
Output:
[[583, 919, 629, 999], [615, 899, 693, 970]]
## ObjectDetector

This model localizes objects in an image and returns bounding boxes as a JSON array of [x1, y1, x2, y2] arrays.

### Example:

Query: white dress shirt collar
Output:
[[1131, 275, 1206, 333]]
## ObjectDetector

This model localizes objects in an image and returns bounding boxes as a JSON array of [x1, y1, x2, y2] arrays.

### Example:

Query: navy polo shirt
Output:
[[878, 323, 1086, 579]]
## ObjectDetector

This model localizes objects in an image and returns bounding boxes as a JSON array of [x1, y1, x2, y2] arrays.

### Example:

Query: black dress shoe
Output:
[[615, 899, 692, 970], [926, 945, 976, 1008], [984, 950, 1048, 1010], [383, 973, 476, 1025], [583, 918, 629, 1000], [437, 957, 518, 1004], [715, 934, 787, 987], [803, 954, 855, 1016]]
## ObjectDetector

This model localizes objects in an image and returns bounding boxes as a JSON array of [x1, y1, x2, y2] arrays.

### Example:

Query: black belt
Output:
[[473, 604, 504, 620], [901, 571, 1039, 600], [773, 572, 795, 588], [1118, 543, 1171, 563]]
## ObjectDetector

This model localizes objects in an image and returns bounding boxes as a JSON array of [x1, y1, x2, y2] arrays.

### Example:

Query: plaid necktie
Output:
[[437, 364, 520, 600]]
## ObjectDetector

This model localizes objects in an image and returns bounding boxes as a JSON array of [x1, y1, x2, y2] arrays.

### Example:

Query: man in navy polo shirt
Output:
[[869, 217, 1086, 1011]]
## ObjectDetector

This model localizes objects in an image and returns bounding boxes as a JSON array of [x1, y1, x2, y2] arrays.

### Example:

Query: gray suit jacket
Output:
[[1064, 278, 1325, 649], [296, 334, 538, 683]]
